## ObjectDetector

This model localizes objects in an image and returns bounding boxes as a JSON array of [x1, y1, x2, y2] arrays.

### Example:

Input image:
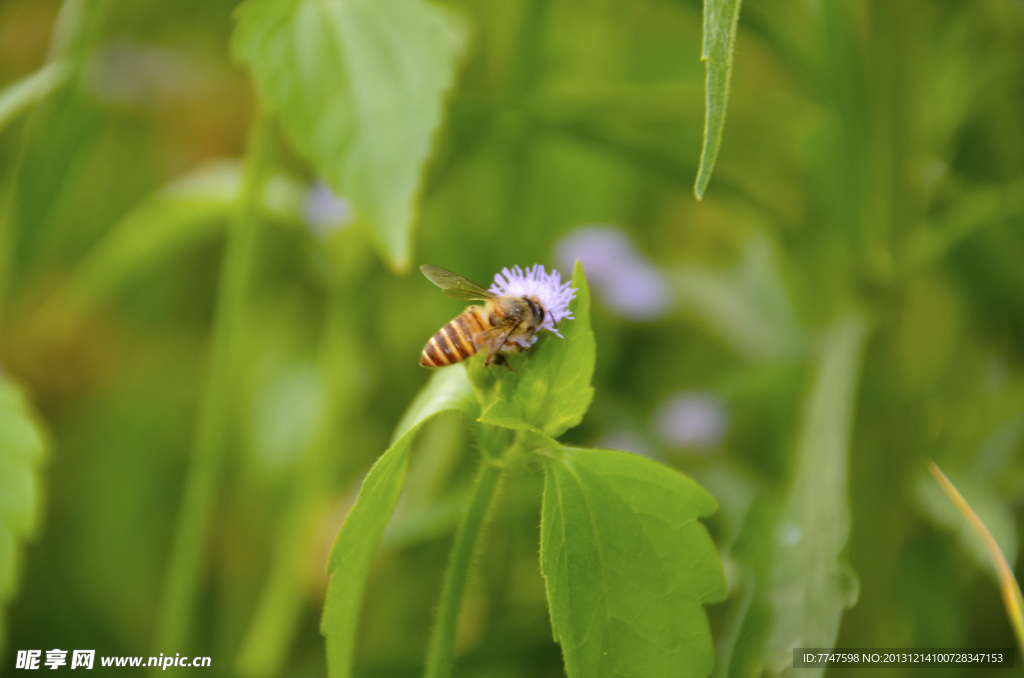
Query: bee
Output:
[[419, 265, 545, 368]]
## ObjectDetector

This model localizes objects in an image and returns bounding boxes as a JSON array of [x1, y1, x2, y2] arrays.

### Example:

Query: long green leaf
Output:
[[321, 365, 476, 678], [761, 314, 867, 674], [0, 375, 48, 656], [541, 447, 726, 678], [471, 262, 595, 438], [232, 0, 465, 271], [694, 0, 742, 200]]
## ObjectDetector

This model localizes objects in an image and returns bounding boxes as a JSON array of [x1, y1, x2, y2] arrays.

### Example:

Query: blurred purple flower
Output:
[[654, 392, 727, 452], [86, 39, 200, 109], [304, 181, 353, 238], [596, 430, 654, 459], [553, 225, 669, 321]]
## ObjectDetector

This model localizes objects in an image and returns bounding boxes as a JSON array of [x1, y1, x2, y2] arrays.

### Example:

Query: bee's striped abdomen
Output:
[[420, 308, 487, 367]]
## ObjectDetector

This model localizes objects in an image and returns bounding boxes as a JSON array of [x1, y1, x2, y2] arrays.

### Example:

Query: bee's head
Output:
[[491, 296, 545, 331], [523, 295, 545, 329]]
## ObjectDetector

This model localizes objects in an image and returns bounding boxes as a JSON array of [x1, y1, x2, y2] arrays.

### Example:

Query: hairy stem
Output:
[[424, 460, 504, 678]]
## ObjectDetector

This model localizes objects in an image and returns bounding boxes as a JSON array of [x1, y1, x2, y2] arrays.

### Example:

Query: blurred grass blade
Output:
[[914, 469, 1017, 576], [928, 460, 1024, 652], [0, 58, 68, 313], [47, 0, 111, 65], [671, 234, 804, 362], [0, 375, 48, 657], [0, 62, 70, 137], [236, 273, 368, 678], [762, 314, 868, 673], [0, 0, 108, 321], [694, 0, 742, 200], [232, 0, 466, 272], [65, 161, 303, 311], [322, 365, 476, 678], [156, 114, 276, 654]]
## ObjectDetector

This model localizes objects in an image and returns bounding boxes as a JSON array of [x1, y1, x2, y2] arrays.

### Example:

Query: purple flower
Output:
[[304, 181, 352, 237], [654, 392, 727, 451], [489, 264, 576, 347], [596, 430, 655, 459], [554, 225, 669, 321]]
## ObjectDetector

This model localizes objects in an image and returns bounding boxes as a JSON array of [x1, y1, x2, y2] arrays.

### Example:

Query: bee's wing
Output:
[[473, 324, 517, 356], [420, 265, 494, 301]]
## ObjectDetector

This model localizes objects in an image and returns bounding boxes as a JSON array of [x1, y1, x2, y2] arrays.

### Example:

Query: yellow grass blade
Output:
[[928, 459, 1024, 652]]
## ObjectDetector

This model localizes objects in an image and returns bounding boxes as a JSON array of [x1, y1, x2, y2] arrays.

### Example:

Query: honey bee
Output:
[[419, 265, 545, 368]]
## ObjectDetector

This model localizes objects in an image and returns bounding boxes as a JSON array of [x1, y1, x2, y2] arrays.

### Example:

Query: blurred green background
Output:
[[2, 0, 1024, 676]]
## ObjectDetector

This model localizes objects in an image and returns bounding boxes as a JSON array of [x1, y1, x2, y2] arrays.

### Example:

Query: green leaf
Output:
[[755, 314, 867, 675], [470, 261, 595, 438], [0, 375, 48, 655], [693, 0, 742, 200], [321, 365, 476, 678], [540, 447, 726, 678], [232, 0, 466, 271]]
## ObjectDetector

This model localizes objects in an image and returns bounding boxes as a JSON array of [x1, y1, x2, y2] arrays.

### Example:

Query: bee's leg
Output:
[[503, 339, 530, 354], [491, 353, 514, 371], [479, 325, 518, 368]]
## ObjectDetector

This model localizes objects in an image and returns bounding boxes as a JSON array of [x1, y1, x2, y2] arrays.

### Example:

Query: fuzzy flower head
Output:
[[489, 264, 576, 346]]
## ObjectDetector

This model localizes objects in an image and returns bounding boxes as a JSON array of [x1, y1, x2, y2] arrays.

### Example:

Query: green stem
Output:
[[155, 110, 275, 653], [424, 460, 504, 678]]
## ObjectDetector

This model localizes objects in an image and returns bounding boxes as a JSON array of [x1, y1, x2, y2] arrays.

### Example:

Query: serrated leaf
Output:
[[470, 261, 595, 438], [477, 400, 561, 448], [0, 375, 48, 654], [540, 447, 726, 678], [760, 314, 867, 675], [232, 0, 465, 271], [321, 365, 475, 678], [694, 0, 742, 200]]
